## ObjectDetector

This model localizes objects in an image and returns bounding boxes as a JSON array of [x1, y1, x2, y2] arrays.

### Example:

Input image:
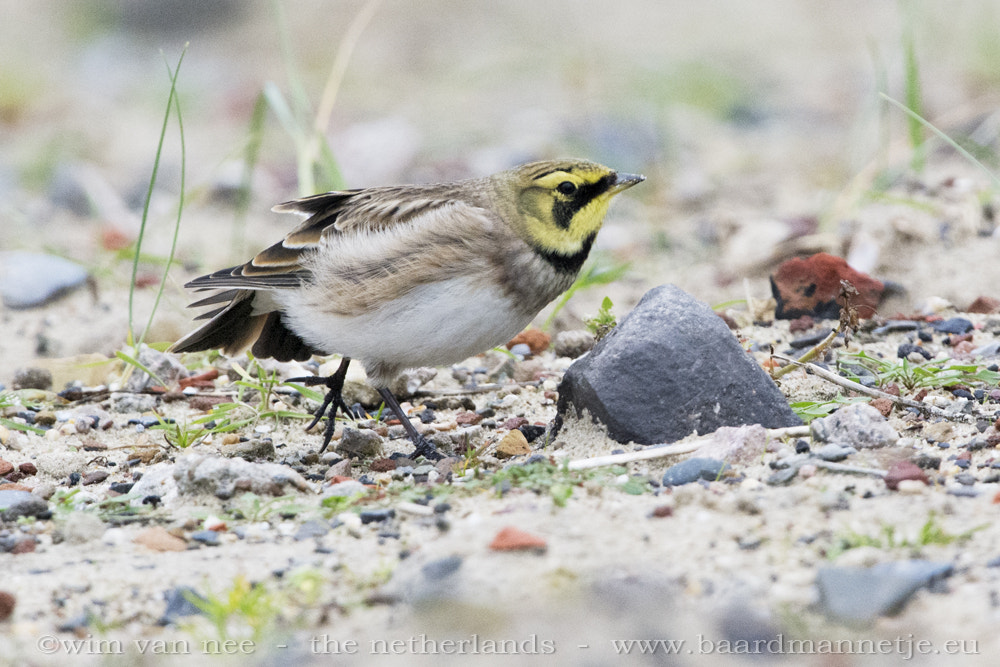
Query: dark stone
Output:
[[518, 424, 547, 442], [557, 285, 801, 444], [816, 561, 953, 625], [897, 343, 932, 360], [0, 490, 49, 520], [0, 251, 90, 309], [11, 367, 52, 391], [158, 587, 206, 625], [872, 320, 919, 335], [294, 519, 330, 541], [931, 318, 974, 334], [360, 509, 395, 524], [109, 482, 135, 494], [661, 458, 730, 486], [189, 530, 220, 546], [422, 555, 463, 581]]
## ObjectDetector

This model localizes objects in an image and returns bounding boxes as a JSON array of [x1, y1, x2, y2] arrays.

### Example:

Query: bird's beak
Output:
[[610, 172, 646, 193]]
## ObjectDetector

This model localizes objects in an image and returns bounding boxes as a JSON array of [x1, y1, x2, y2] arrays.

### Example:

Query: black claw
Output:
[[375, 386, 446, 461], [286, 358, 351, 453], [411, 436, 445, 461]]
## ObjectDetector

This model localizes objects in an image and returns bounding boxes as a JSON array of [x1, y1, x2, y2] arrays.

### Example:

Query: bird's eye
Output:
[[557, 181, 577, 195]]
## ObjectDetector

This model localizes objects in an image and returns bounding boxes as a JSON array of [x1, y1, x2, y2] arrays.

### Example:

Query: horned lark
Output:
[[173, 159, 644, 458]]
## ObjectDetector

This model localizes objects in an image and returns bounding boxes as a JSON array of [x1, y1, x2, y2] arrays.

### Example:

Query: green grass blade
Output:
[[139, 45, 188, 347], [902, 29, 924, 171], [115, 350, 168, 389], [880, 93, 1000, 189], [129, 46, 188, 345]]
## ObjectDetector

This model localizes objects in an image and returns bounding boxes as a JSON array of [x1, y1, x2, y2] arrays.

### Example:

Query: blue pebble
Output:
[[661, 458, 730, 486]]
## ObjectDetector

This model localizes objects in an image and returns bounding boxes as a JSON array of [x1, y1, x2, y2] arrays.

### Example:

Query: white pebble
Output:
[[897, 479, 927, 494]]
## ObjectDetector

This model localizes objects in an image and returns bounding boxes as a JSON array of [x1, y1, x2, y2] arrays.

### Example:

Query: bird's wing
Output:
[[183, 185, 469, 292]]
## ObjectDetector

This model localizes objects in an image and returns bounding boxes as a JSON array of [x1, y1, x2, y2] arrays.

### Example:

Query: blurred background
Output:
[[2, 0, 1000, 378]]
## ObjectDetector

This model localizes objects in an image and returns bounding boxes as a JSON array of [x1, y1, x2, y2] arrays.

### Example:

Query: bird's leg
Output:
[[286, 357, 352, 453], [376, 387, 445, 461]]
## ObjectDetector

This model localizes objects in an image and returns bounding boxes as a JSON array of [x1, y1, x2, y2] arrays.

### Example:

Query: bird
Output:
[[172, 158, 644, 459]]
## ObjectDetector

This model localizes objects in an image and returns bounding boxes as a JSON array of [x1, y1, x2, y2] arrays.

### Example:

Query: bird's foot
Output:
[[286, 357, 351, 453], [409, 435, 445, 462]]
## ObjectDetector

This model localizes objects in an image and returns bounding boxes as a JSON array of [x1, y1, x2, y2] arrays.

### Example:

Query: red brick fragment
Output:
[[771, 253, 883, 320], [507, 330, 551, 355], [884, 461, 928, 490], [967, 296, 1000, 314], [489, 526, 547, 552]]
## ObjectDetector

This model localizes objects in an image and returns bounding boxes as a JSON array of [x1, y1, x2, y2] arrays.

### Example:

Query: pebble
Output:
[[134, 526, 186, 552], [110, 392, 159, 413], [661, 458, 730, 486], [495, 430, 531, 458], [553, 330, 595, 358], [82, 470, 110, 485], [359, 509, 395, 524], [125, 344, 190, 392], [931, 317, 974, 334], [189, 530, 221, 546], [422, 555, 463, 580], [338, 427, 384, 458], [813, 444, 856, 462], [884, 461, 929, 490], [810, 403, 898, 449], [489, 526, 547, 552], [816, 561, 953, 624], [896, 479, 927, 495], [0, 251, 90, 308], [0, 590, 15, 622], [158, 587, 205, 626], [323, 480, 367, 498], [11, 367, 53, 391], [58, 511, 105, 544], [0, 489, 50, 520], [0, 459, 12, 476], [766, 467, 799, 485], [954, 472, 977, 486], [294, 519, 331, 540]]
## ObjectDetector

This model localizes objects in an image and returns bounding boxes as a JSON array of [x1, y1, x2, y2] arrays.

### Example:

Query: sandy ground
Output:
[[4, 1, 1000, 664]]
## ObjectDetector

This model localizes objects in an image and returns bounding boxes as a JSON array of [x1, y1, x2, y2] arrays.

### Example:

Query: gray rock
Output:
[[190, 530, 220, 546], [158, 587, 205, 626], [814, 443, 857, 462], [110, 392, 159, 414], [810, 403, 898, 449], [322, 480, 367, 498], [294, 519, 331, 541], [338, 427, 383, 458], [227, 438, 276, 460], [0, 251, 90, 309], [57, 511, 105, 544], [557, 285, 801, 444], [661, 457, 730, 486], [422, 555, 463, 581], [553, 330, 596, 358], [816, 561, 953, 624], [0, 490, 50, 520], [12, 367, 53, 391], [171, 453, 314, 499], [125, 344, 191, 392], [390, 367, 437, 398]]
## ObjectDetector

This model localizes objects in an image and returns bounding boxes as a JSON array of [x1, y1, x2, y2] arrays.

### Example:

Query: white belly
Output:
[[277, 276, 530, 372]]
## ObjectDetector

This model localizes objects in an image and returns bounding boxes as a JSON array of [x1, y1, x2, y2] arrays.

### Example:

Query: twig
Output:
[[812, 460, 887, 477], [771, 327, 839, 379], [773, 355, 974, 423], [565, 425, 810, 471], [566, 441, 702, 470]]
